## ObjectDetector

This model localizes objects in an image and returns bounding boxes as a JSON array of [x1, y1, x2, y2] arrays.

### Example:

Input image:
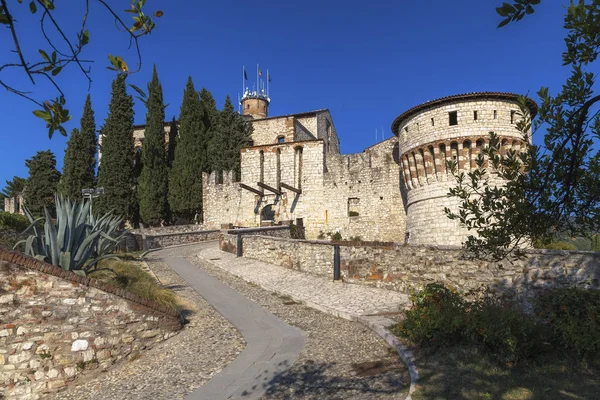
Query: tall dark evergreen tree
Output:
[[24, 150, 61, 216], [167, 116, 178, 168], [208, 95, 253, 180], [1, 176, 28, 199], [95, 75, 136, 221], [169, 77, 205, 222], [199, 88, 218, 172], [60, 94, 97, 200], [138, 66, 170, 226]]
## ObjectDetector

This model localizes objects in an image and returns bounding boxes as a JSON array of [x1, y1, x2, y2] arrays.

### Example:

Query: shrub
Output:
[[330, 232, 343, 241], [392, 283, 547, 362], [290, 223, 305, 239], [535, 288, 600, 358], [0, 212, 29, 232], [391, 283, 468, 347], [317, 231, 326, 240], [544, 241, 578, 250], [348, 211, 359, 217], [466, 294, 547, 361], [349, 236, 362, 242]]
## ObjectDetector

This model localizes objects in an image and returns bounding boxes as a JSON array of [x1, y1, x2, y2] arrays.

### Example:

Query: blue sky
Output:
[[0, 1, 569, 188]]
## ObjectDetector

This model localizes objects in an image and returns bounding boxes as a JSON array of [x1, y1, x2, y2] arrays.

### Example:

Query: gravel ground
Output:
[[50, 253, 245, 400], [177, 243, 410, 400]]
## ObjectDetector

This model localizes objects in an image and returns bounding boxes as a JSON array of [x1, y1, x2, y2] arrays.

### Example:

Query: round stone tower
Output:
[[241, 90, 269, 119], [391, 92, 538, 246]]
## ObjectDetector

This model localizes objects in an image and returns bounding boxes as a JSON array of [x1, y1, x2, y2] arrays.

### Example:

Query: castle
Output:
[[3, 84, 536, 247], [203, 90, 537, 246]]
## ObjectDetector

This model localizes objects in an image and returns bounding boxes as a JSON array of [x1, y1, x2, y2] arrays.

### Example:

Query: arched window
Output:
[[259, 150, 264, 183], [277, 136, 285, 144]]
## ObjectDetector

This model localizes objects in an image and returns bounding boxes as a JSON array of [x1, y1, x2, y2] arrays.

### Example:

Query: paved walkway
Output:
[[197, 245, 410, 320], [155, 248, 306, 400]]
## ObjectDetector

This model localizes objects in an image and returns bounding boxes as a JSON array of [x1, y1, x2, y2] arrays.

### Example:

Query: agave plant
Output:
[[15, 195, 125, 275]]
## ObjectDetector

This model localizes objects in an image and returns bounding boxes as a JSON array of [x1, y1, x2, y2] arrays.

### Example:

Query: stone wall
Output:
[[125, 229, 220, 251], [0, 248, 182, 399], [3, 195, 24, 215], [219, 227, 292, 256], [323, 138, 404, 242], [227, 235, 600, 300], [133, 224, 206, 235]]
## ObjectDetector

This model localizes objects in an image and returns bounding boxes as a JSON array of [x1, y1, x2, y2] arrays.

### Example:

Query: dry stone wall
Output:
[[0, 248, 181, 399], [227, 235, 600, 301]]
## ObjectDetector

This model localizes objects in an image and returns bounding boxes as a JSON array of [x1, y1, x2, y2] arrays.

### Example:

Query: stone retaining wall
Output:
[[225, 236, 600, 299], [132, 224, 206, 235], [125, 230, 220, 251], [0, 247, 182, 399], [219, 226, 292, 256]]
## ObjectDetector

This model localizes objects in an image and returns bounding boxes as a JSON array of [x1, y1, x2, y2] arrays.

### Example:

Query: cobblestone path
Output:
[[197, 245, 410, 319]]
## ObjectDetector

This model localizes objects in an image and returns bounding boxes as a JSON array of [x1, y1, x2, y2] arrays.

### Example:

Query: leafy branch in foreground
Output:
[[446, 1, 600, 260], [0, 0, 163, 138]]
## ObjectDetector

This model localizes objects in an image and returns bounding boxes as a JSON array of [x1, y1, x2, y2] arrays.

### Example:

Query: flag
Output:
[[243, 68, 247, 80], [258, 67, 262, 77], [268, 72, 271, 82]]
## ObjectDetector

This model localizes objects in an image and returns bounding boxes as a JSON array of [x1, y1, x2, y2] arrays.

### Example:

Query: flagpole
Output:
[[242, 65, 244, 98], [256, 64, 259, 95], [267, 69, 269, 98]]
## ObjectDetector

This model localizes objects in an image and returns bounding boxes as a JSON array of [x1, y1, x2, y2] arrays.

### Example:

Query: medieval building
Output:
[[204, 90, 536, 246]]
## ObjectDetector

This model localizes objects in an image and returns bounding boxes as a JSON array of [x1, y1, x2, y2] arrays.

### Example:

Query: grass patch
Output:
[[92, 258, 181, 312], [410, 344, 600, 400]]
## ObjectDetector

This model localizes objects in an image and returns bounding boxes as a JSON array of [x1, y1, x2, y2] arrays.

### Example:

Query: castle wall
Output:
[[396, 97, 529, 246], [250, 117, 295, 145], [3, 194, 24, 215], [316, 112, 341, 155], [203, 141, 329, 234], [322, 138, 405, 242]]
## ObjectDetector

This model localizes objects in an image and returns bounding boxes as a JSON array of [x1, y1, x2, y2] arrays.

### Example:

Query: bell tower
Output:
[[240, 64, 270, 119], [241, 91, 269, 119]]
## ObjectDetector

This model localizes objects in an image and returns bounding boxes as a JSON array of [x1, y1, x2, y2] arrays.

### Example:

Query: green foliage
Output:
[[448, 2, 600, 260], [60, 94, 97, 200], [137, 66, 170, 226], [95, 258, 181, 311], [95, 75, 136, 222], [392, 284, 547, 362], [535, 288, 600, 358], [0, 212, 29, 248], [0, 0, 161, 138], [290, 223, 305, 239], [169, 77, 206, 222], [23, 150, 61, 217], [166, 117, 178, 168], [0, 212, 29, 232], [1, 176, 27, 199], [349, 236, 362, 242], [330, 232, 343, 241], [544, 241, 579, 250], [208, 95, 253, 178], [393, 284, 468, 347], [16, 195, 124, 275], [348, 211, 360, 217], [592, 234, 600, 251]]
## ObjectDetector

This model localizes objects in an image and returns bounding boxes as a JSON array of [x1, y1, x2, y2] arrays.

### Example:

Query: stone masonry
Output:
[[221, 234, 600, 303], [0, 248, 182, 399], [392, 92, 538, 246]]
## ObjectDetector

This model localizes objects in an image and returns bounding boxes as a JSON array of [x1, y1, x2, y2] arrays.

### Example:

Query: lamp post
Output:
[[81, 187, 104, 219]]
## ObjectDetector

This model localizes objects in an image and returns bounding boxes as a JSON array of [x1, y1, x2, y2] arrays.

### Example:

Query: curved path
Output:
[[155, 247, 306, 400]]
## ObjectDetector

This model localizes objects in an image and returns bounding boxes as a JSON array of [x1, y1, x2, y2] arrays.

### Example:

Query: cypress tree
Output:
[[199, 88, 218, 172], [169, 77, 205, 222], [138, 66, 170, 226], [96, 75, 136, 221], [24, 150, 61, 217], [167, 116, 178, 168], [60, 94, 97, 200], [208, 95, 252, 180]]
